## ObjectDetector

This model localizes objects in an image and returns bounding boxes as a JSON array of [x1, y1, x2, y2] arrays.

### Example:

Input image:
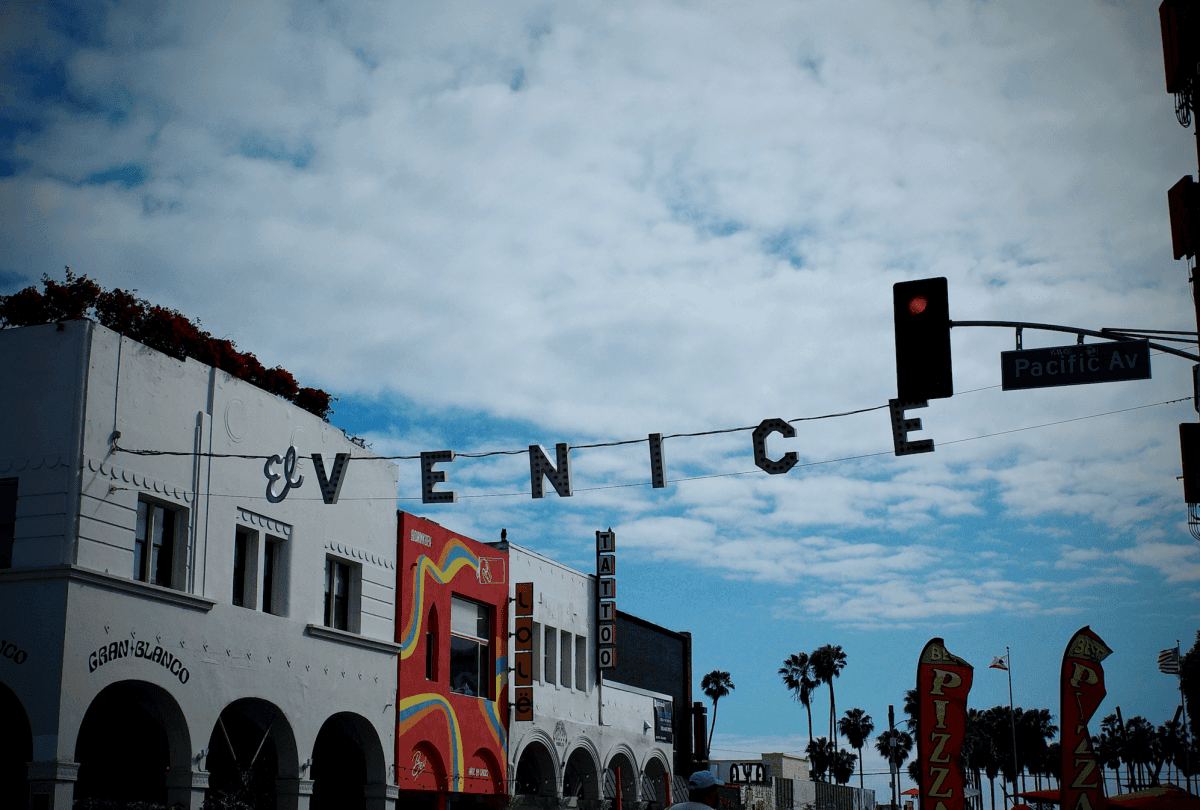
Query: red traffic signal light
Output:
[[893, 277, 953, 402]]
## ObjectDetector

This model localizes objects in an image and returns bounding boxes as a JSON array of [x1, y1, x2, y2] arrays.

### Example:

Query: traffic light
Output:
[[1182, 423, 1200, 504], [893, 277, 953, 402]]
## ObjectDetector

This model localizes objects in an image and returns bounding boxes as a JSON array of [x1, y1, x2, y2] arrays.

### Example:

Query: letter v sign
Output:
[[311, 453, 350, 504]]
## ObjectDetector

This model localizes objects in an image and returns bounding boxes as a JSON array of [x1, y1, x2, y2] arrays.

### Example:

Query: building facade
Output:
[[711, 755, 875, 810], [395, 512, 509, 810], [502, 542, 676, 810], [611, 611, 696, 778], [0, 321, 402, 810]]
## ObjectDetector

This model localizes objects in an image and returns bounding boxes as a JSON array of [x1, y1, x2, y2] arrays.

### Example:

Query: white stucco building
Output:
[[502, 542, 677, 810], [0, 321, 402, 810]]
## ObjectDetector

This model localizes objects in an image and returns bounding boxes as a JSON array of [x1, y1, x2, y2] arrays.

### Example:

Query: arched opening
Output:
[[606, 752, 638, 809], [312, 712, 384, 810], [563, 746, 601, 803], [0, 682, 31, 807], [74, 680, 189, 805], [515, 740, 557, 797], [206, 698, 297, 809], [642, 756, 669, 810], [465, 745, 505, 796], [426, 604, 440, 682]]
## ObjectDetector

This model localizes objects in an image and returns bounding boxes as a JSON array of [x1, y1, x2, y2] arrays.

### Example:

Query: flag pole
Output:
[[1177, 639, 1192, 794], [1006, 645, 1019, 809]]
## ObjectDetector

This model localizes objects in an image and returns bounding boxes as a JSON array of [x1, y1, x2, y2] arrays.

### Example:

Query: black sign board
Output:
[[1001, 339, 1150, 391]]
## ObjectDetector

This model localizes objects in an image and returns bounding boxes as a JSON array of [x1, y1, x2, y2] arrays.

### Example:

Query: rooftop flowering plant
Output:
[[0, 269, 334, 421]]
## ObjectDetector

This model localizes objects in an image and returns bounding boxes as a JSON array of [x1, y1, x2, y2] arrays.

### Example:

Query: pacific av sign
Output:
[[1000, 339, 1150, 391]]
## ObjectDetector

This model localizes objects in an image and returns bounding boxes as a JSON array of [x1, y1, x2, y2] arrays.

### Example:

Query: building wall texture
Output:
[[612, 611, 693, 776], [503, 542, 674, 810], [0, 321, 402, 810]]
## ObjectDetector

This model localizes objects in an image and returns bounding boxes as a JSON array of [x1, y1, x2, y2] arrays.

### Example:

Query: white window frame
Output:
[[134, 497, 186, 589], [324, 555, 361, 633]]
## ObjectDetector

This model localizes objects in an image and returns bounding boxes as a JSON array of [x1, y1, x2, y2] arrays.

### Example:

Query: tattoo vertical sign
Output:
[[1060, 626, 1112, 810], [917, 638, 973, 810]]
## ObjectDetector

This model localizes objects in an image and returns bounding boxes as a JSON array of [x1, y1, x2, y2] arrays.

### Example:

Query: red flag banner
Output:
[[917, 638, 974, 810], [1060, 626, 1112, 810]]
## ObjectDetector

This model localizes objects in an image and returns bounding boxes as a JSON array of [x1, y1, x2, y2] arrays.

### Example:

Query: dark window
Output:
[[544, 626, 556, 685], [263, 536, 280, 614], [232, 528, 249, 608], [0, 478, 15, 569], [134, 500, 176, 587], [575, 635, 587, 691], [426, 605, 440, 681], [449, 596, 490, 698], [324, 558, 350, 630], [561, 631, 572, 688]]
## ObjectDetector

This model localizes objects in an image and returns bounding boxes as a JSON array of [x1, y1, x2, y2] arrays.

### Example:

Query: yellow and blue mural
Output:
[[396, 512, 508, 799]]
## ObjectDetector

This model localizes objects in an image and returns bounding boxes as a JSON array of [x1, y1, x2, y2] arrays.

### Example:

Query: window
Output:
[[531, 621, 541, 683], [134, 499, 180, 588], [232, 528, 250, 607], [449, 596, 490, 698], [0, 478, 15, 569], [324, 558, 351, 630], [575, 635, 587, 691], [262, 535, 283, 615], [561, 631, 572, 688], [426, 606, 440, 681], [544, 626, 556, 685]]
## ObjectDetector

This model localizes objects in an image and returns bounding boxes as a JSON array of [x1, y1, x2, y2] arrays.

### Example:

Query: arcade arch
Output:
[[73, 680, 191, 805], [205, 697, 298, 807], [563, 745, 601, 802], [311, 711, 387, 810], [642, 753, 670, 810], [0, 682, 31, 807], [514, 738, 558, 797], [605, 749, 638, 808]]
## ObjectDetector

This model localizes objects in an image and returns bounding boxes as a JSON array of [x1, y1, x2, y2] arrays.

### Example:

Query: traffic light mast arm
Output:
[[950, 319, 1200, 363]]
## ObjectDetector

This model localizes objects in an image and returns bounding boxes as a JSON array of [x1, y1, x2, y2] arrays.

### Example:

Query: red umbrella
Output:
[[901, 789, 920, 796]]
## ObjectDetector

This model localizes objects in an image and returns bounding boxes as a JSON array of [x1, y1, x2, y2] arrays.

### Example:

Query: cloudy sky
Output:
[[4, 0, 1198, 797]]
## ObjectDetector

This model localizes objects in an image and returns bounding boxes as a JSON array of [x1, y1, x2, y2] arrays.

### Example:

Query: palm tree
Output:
[[807, 737, 835, 782], [964, 708, 997, 810], [1102, 712, 1133, 792], [903, 688, 918, 731], [832, 749, 857, 786], [701, 670, 735, 755], [810, 645, 847, 748], [839, 708, 875, 790], [1016, 708, 1056, 791], [780, 652, 819, 754], [876, 728, 914, 809]]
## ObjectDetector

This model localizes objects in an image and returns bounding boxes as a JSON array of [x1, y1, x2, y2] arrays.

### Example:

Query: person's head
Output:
[[688, 770, 723, 807]]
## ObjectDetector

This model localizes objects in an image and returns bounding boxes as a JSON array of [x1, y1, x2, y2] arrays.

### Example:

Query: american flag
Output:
[[1158, 647, 1181, 675]]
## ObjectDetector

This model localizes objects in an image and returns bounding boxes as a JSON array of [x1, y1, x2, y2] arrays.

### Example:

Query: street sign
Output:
[[1001, 339, 1150, 391]]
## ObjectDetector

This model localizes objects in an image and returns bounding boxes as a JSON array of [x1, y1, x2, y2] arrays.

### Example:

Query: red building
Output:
[[396, 512, 509, 810]]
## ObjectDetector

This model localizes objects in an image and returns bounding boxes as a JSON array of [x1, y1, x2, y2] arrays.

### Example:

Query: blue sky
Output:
[[3, 0, 1198, 798]]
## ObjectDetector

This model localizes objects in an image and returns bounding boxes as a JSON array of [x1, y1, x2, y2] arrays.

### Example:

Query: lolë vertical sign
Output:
[[514, 582, 534, 721], [597, 529, 616, 671], [1060, 626, 1111, 810], [917, 638, 973, 810]]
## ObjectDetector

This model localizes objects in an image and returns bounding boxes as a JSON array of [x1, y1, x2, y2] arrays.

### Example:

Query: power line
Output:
[[111, 394, 1191, 501]]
